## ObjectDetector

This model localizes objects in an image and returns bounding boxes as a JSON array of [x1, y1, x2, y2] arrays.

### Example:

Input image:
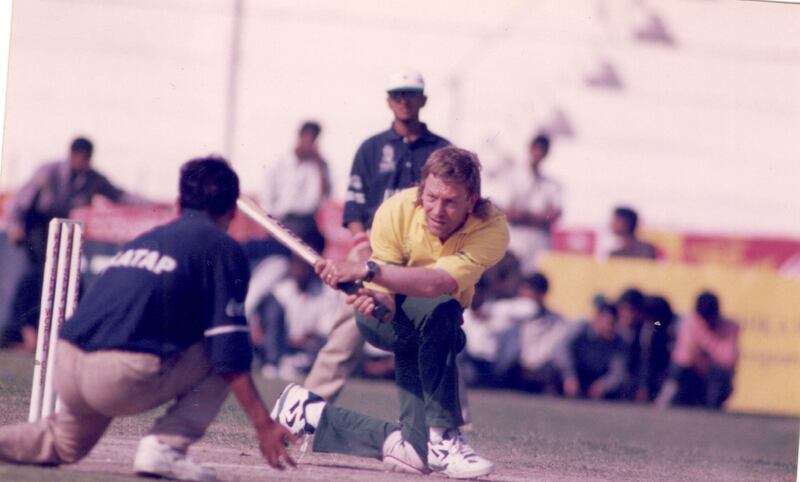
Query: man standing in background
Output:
[[505, 134, 563, 275], [609, 206, 658, 259], [305, 69, 449, 402], [262, 121, 331, 236], [2, 137, 145, 350]]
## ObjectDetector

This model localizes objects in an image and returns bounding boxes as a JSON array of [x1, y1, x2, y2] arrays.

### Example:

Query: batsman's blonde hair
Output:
[[417, 146, 491, 219]]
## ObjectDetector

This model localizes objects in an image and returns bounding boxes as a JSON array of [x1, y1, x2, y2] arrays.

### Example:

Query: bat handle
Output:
[[372, 304, 391, 322], [335, 281, 362, 295], [335, 281, 392, 322]]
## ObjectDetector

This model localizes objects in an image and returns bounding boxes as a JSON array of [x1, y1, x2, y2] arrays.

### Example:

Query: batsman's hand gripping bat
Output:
[[236, 196, 391, 321]]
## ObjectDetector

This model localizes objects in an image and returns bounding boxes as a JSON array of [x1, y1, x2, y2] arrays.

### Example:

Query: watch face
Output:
[[366, 261, 378, 281]]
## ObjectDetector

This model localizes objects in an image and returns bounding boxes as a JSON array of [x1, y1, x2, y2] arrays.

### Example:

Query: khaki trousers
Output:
[[304, 241, 369, 402], [0, 341, 228, 465], [304, 307, 364, 402]]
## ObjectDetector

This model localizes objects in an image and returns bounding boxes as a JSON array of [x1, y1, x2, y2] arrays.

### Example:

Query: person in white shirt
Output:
[[248, 229, 340, 381], [505, 134, 563, 275], [461, 283, 537, 386], [263, 121, 331, 234], [516, 272, 574, 393]]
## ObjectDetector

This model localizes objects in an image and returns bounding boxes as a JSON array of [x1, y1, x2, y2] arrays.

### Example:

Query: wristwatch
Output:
[[364, 260, 379, 282]]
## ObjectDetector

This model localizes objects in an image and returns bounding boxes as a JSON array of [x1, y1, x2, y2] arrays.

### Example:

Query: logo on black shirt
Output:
[[107, 248, 177, 274]]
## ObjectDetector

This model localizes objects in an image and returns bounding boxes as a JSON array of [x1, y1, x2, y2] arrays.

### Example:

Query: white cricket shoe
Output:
[[270, 383, 324, 437], [382, 429, 430, 475], [427, 429, 494, 479], [133, 435, 217, 482]]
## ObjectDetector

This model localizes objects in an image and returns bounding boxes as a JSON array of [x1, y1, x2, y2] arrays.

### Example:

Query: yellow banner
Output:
[[537, 253, 800, 416]]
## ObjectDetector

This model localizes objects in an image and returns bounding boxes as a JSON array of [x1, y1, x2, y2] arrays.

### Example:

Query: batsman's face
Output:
[[387, 91, 426, 122], [421, 175, 476, 241]]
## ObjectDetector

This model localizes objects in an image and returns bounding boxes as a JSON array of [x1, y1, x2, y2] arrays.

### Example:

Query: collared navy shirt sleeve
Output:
[[343, 139, 371, 228], [201, 236, 253, 374]]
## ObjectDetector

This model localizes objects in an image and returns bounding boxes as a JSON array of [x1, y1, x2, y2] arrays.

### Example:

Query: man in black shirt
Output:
[[305, 68, 449, 401], [342, 69, 450, 234], [0, 157, 296, 481]]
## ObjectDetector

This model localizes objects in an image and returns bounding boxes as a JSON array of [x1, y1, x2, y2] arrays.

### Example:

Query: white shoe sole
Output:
[[134, 460, 216, 482], [430, 462, 494, 479]]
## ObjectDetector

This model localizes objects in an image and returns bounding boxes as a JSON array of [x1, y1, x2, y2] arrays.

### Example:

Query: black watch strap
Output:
[[364, 260, 379, 282]]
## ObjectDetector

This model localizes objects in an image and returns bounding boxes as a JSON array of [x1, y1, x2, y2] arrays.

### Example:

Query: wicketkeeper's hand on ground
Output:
[[257, 420, 298, 470]]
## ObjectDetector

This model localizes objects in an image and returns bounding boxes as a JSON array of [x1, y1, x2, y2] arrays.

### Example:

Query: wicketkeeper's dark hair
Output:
[[179, 156, 240, 218]]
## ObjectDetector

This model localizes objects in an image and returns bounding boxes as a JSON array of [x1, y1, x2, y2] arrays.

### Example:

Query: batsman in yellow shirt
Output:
[[269, 146, 509, 479]]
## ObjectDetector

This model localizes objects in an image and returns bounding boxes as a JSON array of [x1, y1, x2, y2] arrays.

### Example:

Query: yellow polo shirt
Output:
[[368, 187, 509, 308]]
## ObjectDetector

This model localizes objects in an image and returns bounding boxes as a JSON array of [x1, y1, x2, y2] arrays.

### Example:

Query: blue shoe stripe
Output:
[[274, 383, 296, 422]]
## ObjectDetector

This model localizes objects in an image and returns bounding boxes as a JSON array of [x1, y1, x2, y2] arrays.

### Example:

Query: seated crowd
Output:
[[458, 254, 738, 409]]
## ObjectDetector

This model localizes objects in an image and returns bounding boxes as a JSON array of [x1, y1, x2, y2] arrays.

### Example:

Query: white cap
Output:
[[386, 68, 425, 93]]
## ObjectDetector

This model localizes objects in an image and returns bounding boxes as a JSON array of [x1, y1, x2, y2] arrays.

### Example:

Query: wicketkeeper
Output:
[[0, 157, 296, 481]]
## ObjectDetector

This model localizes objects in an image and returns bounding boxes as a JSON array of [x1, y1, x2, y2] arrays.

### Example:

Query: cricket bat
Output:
[[236, 196, 390, 321]]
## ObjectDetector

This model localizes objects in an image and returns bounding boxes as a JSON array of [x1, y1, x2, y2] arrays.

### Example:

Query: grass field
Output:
[[0, 349, 797, 482]]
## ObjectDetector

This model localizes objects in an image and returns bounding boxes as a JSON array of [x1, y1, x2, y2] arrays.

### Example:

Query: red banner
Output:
[[682, 234, 800, 272], [3, 191, 799, 272], [551, 227, 596, 256]]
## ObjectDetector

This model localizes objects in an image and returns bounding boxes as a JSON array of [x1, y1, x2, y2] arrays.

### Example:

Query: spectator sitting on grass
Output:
[[556, 302, 628, 400], [609, 206, 658, 260], [461, 276, 536, 387], [250, 229, 341, 382], [656, 291, 738, 409], [460, 252, 525, 386], [616, 288, 646, 399], [616, 289, 676, 402], [636, 295, 677, 402], [512, 272, 573, 393]]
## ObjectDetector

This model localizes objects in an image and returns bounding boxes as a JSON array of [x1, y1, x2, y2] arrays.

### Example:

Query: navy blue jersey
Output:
[[343, 124, 449, 229], [60, 209, 252, 374]]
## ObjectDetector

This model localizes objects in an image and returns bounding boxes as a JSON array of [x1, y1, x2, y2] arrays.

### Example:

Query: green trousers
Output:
[[312, 295, 466, 461]]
